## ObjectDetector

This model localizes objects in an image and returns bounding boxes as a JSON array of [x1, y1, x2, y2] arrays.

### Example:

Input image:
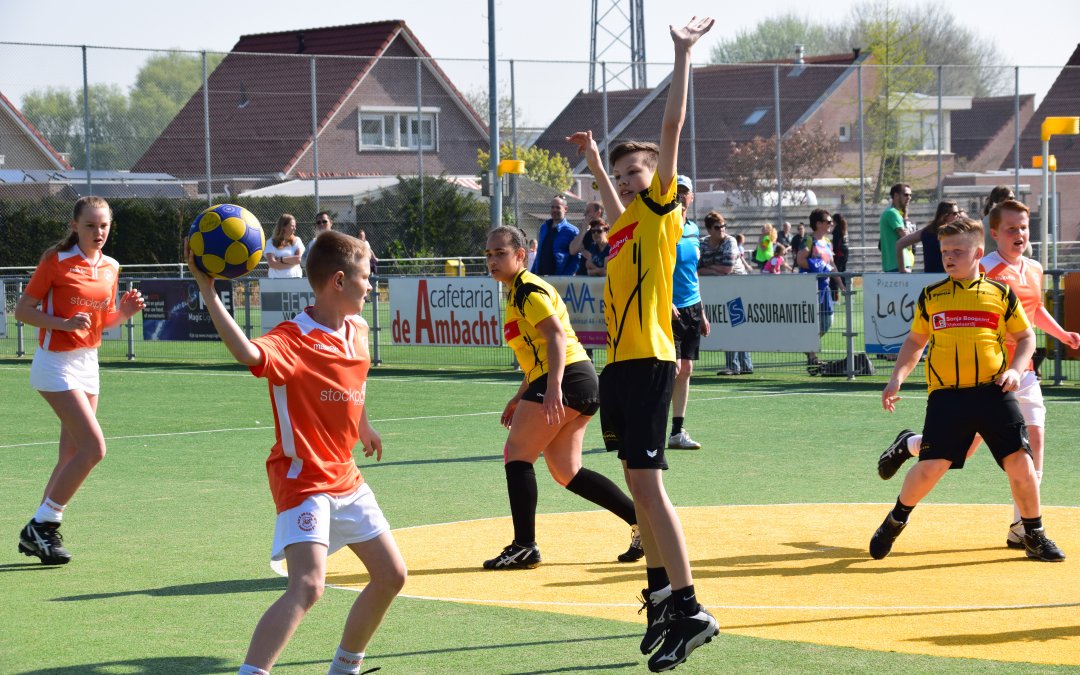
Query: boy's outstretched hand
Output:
[[566, 131, 601, 165], [670, 16, 715, 50]]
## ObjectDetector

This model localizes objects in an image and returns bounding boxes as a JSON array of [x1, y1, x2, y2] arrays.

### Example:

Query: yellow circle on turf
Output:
[[299, 504, 1080, 667]]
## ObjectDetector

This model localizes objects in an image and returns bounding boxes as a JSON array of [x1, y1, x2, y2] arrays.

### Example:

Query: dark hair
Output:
[[983, 185, 1016, 216], [46, 196, 111, 259], [610, 141, 659, 170], [586, 201, 604, 217], [703, 210, 726, 228], [889, 183, 911, 198], [809, 208, 831, 229], [937, 216, 983, 240], [306, 230, 370, 291], [928, 199, 960, 234], [831, 213, 848, 238], [988, 199, 1030, 230], [487, 225, 527, 251], [315, 211, 331, 220]]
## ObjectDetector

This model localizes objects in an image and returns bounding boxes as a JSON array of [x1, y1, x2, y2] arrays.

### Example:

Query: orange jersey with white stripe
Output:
[[251, 310, 369, 513], [980, 252, 1042, 370], [24, 246, 119, 351]]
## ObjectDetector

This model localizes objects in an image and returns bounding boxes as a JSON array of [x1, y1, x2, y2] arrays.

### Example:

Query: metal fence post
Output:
[[843, 273, 856, 380], [203, 51, 211, 205], [416, 56, 424, 218], [601, 62, 609, 172], [510, 59, 520, 227], [312, 56, 320, 213], [1014, 66, 1021, 197], [243, 279, 253, 339], [773, 64, 783, 227], [16, 280, 25, 357], [126, 281, 136, 360], [688, 65, 698, 219], [81, 45, 91, 191], [936, 65, 943, 203], [371, 278, 382, 366], [858, 64, 866, 271]]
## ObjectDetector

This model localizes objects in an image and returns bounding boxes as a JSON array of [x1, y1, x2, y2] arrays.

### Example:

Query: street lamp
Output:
[[1039, 116, 1079, 268], [1032, 154, 1058, 268]]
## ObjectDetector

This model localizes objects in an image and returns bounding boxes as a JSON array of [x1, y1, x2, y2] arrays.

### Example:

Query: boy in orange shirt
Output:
[[187, 230, 405, 675]]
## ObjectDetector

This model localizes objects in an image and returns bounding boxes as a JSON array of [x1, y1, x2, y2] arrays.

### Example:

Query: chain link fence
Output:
[[2, 42, 1078, 272]]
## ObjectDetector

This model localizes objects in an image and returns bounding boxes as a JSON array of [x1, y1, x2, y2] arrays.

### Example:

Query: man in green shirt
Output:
[[879, 183, 913, 272]]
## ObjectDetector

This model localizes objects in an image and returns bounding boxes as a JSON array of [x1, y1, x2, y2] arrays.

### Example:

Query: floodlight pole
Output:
[[488, 0, 501, 226]]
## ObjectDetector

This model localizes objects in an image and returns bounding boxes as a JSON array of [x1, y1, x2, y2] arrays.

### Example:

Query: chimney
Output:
[[794, 44, 805, 64], [852, 47, 862, 59]]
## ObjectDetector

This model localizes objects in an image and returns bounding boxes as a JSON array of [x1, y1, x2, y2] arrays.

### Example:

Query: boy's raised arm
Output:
[[567, 130, 623, 221], [658, 17, 714, 193], [185, 239, 262, 366]]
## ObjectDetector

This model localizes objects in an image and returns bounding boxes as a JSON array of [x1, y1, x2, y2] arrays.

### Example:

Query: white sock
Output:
[[34, 498, 66, 524], [907, 435, 921, 457], [238, 665, 270, 675], [328, 647, 365, 675]]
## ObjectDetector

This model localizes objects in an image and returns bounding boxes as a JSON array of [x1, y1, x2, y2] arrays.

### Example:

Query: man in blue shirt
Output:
[[531, 196, 581, 276], [669, 175, 710, 449]]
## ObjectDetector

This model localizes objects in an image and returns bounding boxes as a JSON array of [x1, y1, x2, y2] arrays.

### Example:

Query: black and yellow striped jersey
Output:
[[503, 269, 588, 383]]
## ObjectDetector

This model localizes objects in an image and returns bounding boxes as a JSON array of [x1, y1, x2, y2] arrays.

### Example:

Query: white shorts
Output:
[[1015, 370, 1045, 428], [271, 483, 390, 561], [30, 347, 99, 395]]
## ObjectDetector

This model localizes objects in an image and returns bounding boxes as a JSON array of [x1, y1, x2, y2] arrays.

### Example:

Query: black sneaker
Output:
[[482, 541, 541, 570], [869, 514, 907, 560], [1024, 528, 1066, 562], [618, 524, 644, 562], [637, 587, 672, 655], [878, 429, 915, 480], [18, 519, 71, 565], [1006, 520, 1025, 550], [647, 605, 719, 672]]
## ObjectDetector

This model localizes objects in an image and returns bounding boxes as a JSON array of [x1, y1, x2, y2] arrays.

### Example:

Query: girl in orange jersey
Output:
[[15, 196, 145, 565], [483, 226, 641, 569]]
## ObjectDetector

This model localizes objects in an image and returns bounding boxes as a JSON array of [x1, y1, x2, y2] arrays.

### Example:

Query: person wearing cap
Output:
[[668, 175, 710, 449]]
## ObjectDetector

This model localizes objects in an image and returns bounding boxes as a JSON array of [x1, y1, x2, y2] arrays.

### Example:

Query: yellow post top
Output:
[[1032, 155, 1057, 171], [498, 159, 526, 176], [1041, 116, 1080, 142]]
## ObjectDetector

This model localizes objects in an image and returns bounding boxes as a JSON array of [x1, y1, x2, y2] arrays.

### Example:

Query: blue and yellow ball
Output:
[[188, 204, 264, 280]]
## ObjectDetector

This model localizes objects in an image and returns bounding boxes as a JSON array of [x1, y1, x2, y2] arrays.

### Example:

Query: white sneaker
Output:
[[667, 430, 701, 450], [1006, 520, 1025, 549]]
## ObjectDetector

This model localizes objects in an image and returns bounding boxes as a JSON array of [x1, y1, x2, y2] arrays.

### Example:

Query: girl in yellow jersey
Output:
[[482, 226, 641, 569]]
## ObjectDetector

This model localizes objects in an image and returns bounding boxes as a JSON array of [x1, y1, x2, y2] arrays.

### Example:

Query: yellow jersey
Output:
[[911, 275, 1030, 392], [604, 173, 681, 362], [503, 269, 588, 382]]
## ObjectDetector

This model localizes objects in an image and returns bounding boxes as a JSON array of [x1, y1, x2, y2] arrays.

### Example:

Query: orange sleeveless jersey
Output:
[[251, 310, 370, 513], [981, 251, 1042, 371], [24, 246, 119, 352]]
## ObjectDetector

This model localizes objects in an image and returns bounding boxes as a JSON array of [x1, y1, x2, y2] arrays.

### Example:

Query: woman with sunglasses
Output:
[[584, 219, 611, 276], [895, 200, 962, 274]]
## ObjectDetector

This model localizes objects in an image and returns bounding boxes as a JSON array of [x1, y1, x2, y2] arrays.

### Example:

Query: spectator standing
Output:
[[776, 221, 792, 249], [357, 229, 378, 276], [880, 184, 914, 272], [752, 223, 777, 270], [304, 212, 333, 265], [895, 200, 961, 274], [526, 239, 538, 271], [668, 175, 710, 449], [830, 213, 849, 300], [531, 196, 581, 276], [790, 223, 807, 261], [569, 201, 605, 276], [584, 219, 611, 276], [797, 208, 845, 366], [698, 211, 752, 375], [265, 214, 305, 278]]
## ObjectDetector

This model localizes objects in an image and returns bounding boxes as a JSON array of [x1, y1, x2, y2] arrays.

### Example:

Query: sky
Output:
[[0, 0, 1077, 129]]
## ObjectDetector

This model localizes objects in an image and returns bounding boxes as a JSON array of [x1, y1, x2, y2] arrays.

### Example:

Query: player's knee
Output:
[[78, 440, 107, 466], [289, 575, 325, 609]]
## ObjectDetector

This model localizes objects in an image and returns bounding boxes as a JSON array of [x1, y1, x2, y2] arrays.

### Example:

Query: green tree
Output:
[[357, 175, 490, 258], [19, 51, 222, 170], [709, 13, 831, 63], [477, 143, 572, 193], [725, 125, 840, 206]]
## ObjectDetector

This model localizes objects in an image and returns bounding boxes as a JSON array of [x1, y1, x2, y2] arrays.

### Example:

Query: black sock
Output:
[[646, 567, 670, 594], [1021, 515, 1043, 535], [504, 461, 537, 546], [565, 468, 636, 525], [672, 584, 698, 615], [671, 417, 684, 436], [891, 499, 915, 523]]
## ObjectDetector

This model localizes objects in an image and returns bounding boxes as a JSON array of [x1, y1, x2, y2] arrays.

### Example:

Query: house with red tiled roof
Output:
[[0, 91, 71, 171], [533, 50, 874, 190], [133, 20, 488, 187], [952, 94, 1035, 171], [1005, 45, 1080, 174]]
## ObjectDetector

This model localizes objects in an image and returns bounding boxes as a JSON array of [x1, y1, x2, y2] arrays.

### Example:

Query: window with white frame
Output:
[[358, 107, 438, 151]]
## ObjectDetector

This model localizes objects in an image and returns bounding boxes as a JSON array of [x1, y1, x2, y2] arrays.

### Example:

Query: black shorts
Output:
[[520, 360, 600, 416], [920, 384, 1030, 470], [599, 358, 676, 469], [672, 302, 703, 361]]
